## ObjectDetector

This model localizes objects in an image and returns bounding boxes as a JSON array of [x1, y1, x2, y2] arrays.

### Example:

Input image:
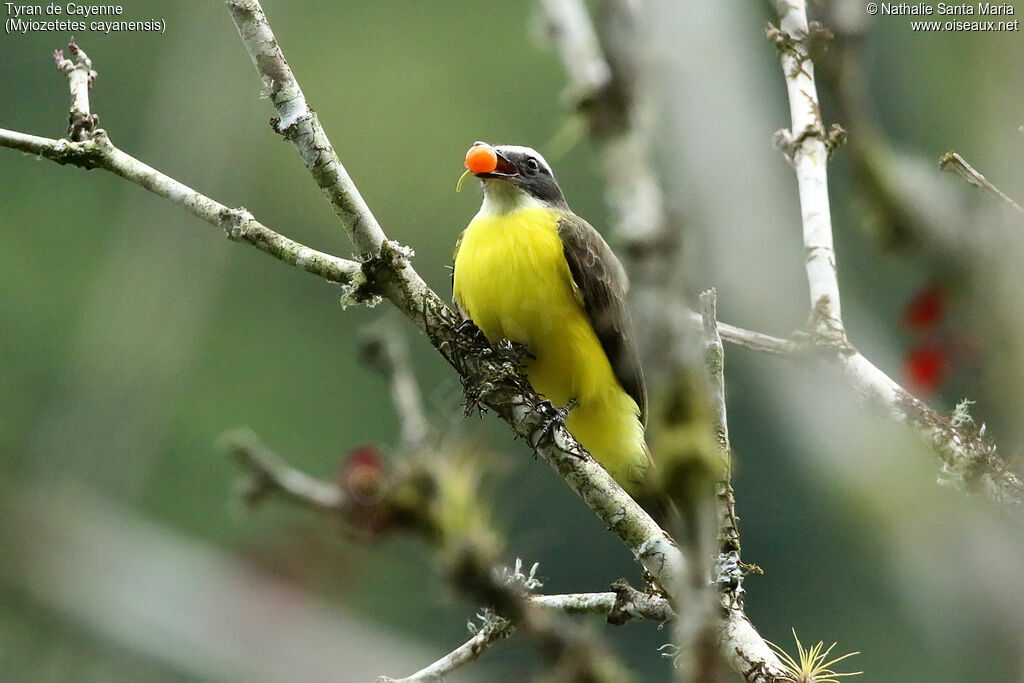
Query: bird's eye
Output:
[[524, 157, 540, 175]]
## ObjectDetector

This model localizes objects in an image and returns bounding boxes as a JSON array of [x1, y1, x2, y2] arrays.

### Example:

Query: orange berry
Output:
[[465, 143, 498, 174]]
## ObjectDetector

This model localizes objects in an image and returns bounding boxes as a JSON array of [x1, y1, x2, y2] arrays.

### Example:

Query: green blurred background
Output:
[[2, 1, 1023, 680]]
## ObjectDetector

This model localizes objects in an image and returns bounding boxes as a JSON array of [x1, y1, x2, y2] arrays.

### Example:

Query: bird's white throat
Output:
[[476, 179, 549, 217]]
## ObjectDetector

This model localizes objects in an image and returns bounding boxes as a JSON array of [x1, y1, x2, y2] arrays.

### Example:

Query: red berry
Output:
[[337, 445, 384, 501], [903, 285, 946, 330], [904, 343, 947, 394]]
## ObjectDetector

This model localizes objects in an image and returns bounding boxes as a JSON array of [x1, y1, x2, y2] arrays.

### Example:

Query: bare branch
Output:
[[839, 352, 1024, 508], [803, 6, 1024, 510], [939, 151, 1024, 215], [700, 291, 740, 558], [719, 610, 790, 683], [0, 127, 368, 291], [378, 611, 512, 683], [768, 2, 844, 334], [225, 429, 345, 512], [359, 322, 432, 451], [681, 301, 1024, 511], [227, 0, 386, 255], [537, 0, 612, 102], [700, 290, 787, 681], [383, 581, 674, 681], [532, 582, 674, 625], [442, 558, 633, 683], [54, 36, 98, 141], [716, 320, 795, 355]]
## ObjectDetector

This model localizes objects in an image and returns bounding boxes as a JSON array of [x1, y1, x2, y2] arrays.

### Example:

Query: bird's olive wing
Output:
[[557, 214, 647, 425]]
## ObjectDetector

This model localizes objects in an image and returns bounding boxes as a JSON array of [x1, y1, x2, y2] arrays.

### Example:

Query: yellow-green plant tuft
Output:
[[767, 629, 862, 683]]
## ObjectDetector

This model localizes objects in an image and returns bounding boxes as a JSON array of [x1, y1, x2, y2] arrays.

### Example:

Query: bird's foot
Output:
[[530, 398, 578, 452], [495, 338, 534, 368], [456, 318, 490, 348]]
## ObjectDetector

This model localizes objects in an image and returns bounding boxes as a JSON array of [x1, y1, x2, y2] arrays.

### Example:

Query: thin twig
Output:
[[939, 152, 1024, 215], [54, 36, 98, 141], [359, 322, 431, 451], [451, 560, 634, 682], [532, 592, 622, 614], [680, 306, 794, 355], [225, 429, 345, 511], [382, 587, 676, 682], [378, 612, 512, 683], [0, 128, 368, 291], [700, 292, 740, 558]]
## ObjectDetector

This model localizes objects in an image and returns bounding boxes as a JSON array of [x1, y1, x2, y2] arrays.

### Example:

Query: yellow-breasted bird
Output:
[[453, 142, 649, 488]]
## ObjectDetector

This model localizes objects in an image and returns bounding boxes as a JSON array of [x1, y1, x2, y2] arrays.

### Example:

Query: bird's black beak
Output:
[[475, 143, 518, 179]]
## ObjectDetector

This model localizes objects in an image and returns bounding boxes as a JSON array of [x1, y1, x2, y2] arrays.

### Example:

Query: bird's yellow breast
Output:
[[453, 207, 647, 485], [454, 208, 579, 361]]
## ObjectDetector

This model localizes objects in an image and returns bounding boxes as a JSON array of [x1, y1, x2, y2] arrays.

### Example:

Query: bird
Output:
[[453, 142, 649, 488]]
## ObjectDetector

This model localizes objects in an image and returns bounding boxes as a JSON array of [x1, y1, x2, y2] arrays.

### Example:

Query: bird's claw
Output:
[[457, 318, 490, 347], [495, 338, 534, 367], [530, 398, 578, 451]]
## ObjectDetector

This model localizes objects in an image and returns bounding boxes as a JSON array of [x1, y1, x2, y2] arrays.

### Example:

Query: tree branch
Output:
[[701, 292, 740, 560], [227, 0, 386, 256], [380, 586, 675, 682], [939, 151, 1024, 215], [54, 36, 98, 141], [839, 352, 1024, 508], [0, 127, 368, 290], [537, 0, 612, 103], [531, 584, 674, 624], [377, 611, 512, 683], [769, 1, 844, 334], [2, 30, 685, 609], [225, 429, 345, 512], [701, 290, 788, 681], [681, 301, 1024, 511], [237, 420, 675, 629], [761, 6, 1024, 511], [679, 307, 794, 356], [226, 431, 649, 681], [359, 322, 432, 451]]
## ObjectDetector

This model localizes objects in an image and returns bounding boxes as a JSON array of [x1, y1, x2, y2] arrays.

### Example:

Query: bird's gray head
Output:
[[473, 143, 568, 214]]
